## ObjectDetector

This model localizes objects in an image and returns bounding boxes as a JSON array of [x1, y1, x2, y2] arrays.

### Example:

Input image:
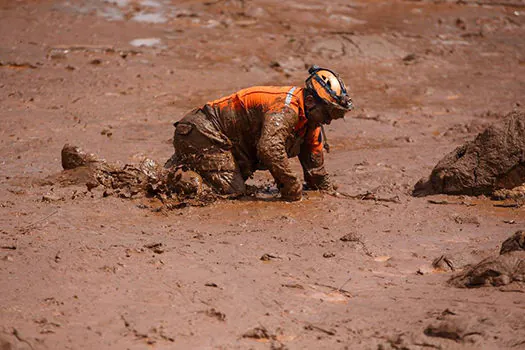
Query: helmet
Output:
[[305, 65, 353, 111]]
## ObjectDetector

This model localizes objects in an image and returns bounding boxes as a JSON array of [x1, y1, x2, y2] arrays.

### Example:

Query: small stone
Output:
[[340, 232, 361, 242], [42, 194, 62, 202], [242, 326, 271, 339], [403, 53, 417, 63]]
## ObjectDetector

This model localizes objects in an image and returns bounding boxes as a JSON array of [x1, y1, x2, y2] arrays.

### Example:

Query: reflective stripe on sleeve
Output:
[[284, 87, 297, 107]]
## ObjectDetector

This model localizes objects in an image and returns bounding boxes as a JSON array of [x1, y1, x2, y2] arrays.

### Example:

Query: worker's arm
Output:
[[298, 125, 334, 191], [257, 109, 302, 201]]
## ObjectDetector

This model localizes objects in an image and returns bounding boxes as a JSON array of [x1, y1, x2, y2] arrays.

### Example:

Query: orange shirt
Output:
[[207, 86, 323, 155]]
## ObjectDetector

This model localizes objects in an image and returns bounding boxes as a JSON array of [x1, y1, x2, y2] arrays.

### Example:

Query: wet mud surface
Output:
[[1, 0, 525, 349]]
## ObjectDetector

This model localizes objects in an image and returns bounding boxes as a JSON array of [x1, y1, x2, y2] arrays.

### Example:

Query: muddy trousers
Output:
[[172, 109, 246, 195]]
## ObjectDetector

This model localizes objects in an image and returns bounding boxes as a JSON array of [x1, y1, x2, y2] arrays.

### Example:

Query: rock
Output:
[[455, 17, 467, 31], [448, 251, 525, 288], [493, 184, 525, 200], [61, 144, 99, 170], [340, 232, 361, 242], [260, 253, 280, 261], [500, 230, 525, 254], [144, 243, 164, 254], [242, 326, 272, 339], [205, 308, 226, 321], [42, 194, 62, 202], [414, 110, 525, 196], [402, 53, 417, 64], [424, 315, 482, 342]]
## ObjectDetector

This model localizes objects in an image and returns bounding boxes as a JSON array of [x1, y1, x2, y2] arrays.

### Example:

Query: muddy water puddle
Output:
[[208, 194, 330, 221], [469, 198, 525, 221]]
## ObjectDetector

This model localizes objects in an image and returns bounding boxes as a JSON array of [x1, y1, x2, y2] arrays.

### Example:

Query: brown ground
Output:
[[1, 0, 525, 349]]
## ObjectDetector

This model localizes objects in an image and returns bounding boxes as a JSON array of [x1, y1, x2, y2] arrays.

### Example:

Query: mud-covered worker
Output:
[[169, 65, 354, 201]]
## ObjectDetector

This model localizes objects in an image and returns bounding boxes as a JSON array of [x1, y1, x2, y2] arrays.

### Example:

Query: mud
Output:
[[2, 0, 525, 349], [414, 110, 525, 196]]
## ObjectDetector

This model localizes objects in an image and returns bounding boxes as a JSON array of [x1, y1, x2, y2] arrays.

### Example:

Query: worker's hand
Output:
[[280, 181, 302, 201], [318, 181, 338, 192], [305, 175, 337, 192]]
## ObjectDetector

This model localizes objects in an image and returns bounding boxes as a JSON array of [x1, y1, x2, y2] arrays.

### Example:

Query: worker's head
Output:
[[304, 65, 353, 125]]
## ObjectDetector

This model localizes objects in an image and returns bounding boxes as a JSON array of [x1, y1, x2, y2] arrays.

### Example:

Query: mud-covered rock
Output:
[[492, 185, 525, 200], [500, 230, 525, 255], [448, 251, 525, 288], [414, 110, 525, 196], [424, 315, 482, 342], [61, 144, 99, 170], [242, 326, 272, 340]]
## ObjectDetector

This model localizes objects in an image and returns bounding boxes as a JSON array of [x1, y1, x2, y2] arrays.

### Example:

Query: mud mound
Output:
[[414, 110, 525, 196], [449, 231, 525, 288], [61, 144, 159, 197], [58, 144, 220, 207]]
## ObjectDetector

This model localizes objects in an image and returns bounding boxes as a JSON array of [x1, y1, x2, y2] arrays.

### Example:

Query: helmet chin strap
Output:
[[320, 125, 331, 153], [303, 95, 332, 153]]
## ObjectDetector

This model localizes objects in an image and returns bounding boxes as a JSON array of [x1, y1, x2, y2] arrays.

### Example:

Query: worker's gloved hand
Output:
[[318, 179, 338, 192], [280, 181, 302, 201], [305, 174, 337, 193]]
